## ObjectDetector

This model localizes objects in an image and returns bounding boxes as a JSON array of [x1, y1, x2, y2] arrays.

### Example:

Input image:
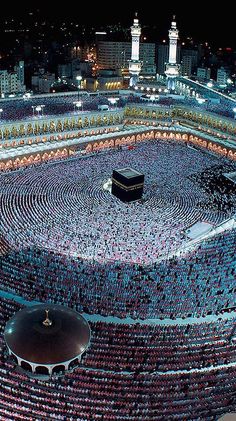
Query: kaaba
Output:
[[111, 168, 144, 202]]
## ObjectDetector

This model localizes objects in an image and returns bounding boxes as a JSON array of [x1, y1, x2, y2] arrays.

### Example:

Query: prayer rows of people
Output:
[[0, 94, 236, 420], [0, 137, 235, 419], [190, 164, 236, 213], [0, 93, 116, 123], [0, 139, 232, 261], [83, 319, 236, 372], [0, 139, 235, 319], [0, 88, 235, 124], [0, 297, 236, 420]]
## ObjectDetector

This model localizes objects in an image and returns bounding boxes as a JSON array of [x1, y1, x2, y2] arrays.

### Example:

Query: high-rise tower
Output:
[[129, 13, 142, 87], [165, 16, 180, 90]]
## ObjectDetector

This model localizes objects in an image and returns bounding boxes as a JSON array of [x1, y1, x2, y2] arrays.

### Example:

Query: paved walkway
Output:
[[80, 359, 236, 377], [0, 290, 41, 307], [1, 289, 236, 326]]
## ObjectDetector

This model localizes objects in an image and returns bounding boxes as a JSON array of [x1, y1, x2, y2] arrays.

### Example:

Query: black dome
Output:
[[4, 304, 90, 365]]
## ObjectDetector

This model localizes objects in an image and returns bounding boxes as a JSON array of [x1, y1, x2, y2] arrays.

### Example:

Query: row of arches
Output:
[[86, 130, 236, 161], [0, 126, 120, 150], [85, 131, 156, 152], [0, 148, 72, 171], [0, 113, 122, 141], [1, 126, 236, 173], [125, 106, 172, 121], [11, 354, 80, 375], [174, 108, 236, 135], [85, 130, 188, 153], [125, 106, 236, 136], [128, 120, 236, 161]]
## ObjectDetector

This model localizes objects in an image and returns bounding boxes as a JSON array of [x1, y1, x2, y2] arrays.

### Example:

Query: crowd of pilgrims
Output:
[[0, 135, 236, 420], [0, 93, 117, 123], [0, 138, 235, 319], [0, 92, 145, 123], [0, 297, 236, 420], [0, 87, 235, 125], [190, 163, 236, 214]]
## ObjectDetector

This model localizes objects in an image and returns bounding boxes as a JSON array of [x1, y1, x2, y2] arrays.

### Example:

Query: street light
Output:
[[196, 98, 206, 105], [40, 104, 45, 116], [0, 108, 3, 118], [23, 93, 31, 100], [73, 101, 83, 112], [233, 107, 236, 119], [108, 97, 118, 109], [35, 106, 42, 117], [76, 75, 82, 100], [34, 104, 45, 117]]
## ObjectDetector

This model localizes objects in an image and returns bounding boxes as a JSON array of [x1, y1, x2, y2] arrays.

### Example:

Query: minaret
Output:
[[165, 16, 180, 90], [129, 13, 142, 87]]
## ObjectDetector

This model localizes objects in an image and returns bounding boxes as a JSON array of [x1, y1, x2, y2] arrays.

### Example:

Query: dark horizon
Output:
[[0, 3, 235, 47]]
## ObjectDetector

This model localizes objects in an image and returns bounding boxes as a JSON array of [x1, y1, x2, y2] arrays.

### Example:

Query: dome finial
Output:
[[43, 309, 52, 327]]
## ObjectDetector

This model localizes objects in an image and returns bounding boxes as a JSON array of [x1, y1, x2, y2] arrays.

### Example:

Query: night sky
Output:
[[1, 2, 235, 47]]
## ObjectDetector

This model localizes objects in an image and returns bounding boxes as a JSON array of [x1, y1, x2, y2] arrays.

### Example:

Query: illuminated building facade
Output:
[[129, 14, 142, 87], [165, 16, 180, 90]]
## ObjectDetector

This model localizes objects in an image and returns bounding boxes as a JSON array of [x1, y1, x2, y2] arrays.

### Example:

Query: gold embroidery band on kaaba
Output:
[[112, 178, 144, 191]]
